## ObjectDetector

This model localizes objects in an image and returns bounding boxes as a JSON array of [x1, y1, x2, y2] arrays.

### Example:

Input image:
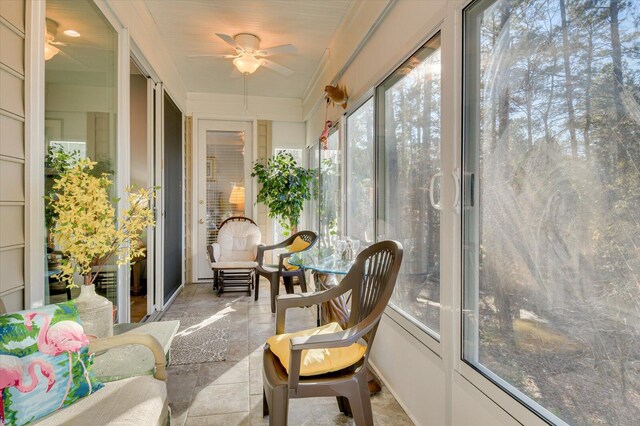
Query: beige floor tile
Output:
[[185, 412, 250, 426], [196, 360, 249, 388], [189, 382, 250, 417], [249, 348, 263, 371], [247, 304, 274, 315], [249, 370, 262, 395], [249, 312, 277, 325]]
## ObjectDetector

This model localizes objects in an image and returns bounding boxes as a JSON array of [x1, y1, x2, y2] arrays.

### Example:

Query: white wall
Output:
[[187, 92, 302, 123], [304, 1, 545, 425], [272, 121, 305, 152]]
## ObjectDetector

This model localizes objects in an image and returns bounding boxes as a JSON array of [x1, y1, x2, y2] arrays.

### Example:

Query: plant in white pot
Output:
[[48, 158, 156, 337]]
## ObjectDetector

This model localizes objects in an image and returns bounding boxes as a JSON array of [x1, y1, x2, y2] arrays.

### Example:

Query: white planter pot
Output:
[[76, 284, 113, 338]]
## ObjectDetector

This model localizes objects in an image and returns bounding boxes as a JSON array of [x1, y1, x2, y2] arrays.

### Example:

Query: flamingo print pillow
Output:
[[0, 301, 103, 425]]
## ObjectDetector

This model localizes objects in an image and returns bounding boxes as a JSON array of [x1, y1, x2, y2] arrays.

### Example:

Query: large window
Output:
[[345, 98, 374, 245], [377, 33, 442, 335], [319, 129, 341, 238], [463, 0, 640, 424], [307, 143, 320, 233]]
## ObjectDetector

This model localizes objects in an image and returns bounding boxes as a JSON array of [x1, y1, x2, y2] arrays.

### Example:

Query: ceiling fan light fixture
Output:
[[63, 29, 81, 37], [233, 52, 261, 74], [44, 43, 60, 60]]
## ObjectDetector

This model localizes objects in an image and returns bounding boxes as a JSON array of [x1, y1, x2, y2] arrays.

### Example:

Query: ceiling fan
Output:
[[44, 18, 68, 60], [188, 33, 297, 76]]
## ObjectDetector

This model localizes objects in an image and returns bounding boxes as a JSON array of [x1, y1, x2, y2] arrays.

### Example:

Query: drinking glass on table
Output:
[[335, 238, 347, 260], [350, 238, 361, 258]]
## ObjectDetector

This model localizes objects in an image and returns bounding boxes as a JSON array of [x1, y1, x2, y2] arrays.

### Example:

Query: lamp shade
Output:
[[44, 43, 60, 60], [233, 53, 261, 74], [229, 185, 245, 210]]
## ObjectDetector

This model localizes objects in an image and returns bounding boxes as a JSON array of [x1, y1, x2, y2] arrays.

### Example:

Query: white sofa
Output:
[[0, 300, 170, 426]]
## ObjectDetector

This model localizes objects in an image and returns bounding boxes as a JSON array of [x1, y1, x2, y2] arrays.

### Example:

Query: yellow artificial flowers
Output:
[[49, 158, 157, 287]]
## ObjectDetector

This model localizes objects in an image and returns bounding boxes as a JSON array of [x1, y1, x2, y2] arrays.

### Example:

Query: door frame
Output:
[[191, 116, 258, 283]]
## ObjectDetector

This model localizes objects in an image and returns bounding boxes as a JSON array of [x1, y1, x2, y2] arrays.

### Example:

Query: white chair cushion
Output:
[[217, 221, 261, 262], [224, 250, 256, 262], [212, 261, 257, 269], [34, 376, 167, 426]]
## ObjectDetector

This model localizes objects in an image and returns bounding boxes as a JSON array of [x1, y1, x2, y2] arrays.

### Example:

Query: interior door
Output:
[[196, 120, 253, 280]]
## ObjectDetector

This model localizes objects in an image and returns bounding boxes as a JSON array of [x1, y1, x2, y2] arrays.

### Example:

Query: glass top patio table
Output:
[[288, 247, 354, 275]]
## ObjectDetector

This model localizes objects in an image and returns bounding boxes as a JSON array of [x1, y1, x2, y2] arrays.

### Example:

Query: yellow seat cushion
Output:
[[282, 236, 310, 271], [266, 322, 366, 376]]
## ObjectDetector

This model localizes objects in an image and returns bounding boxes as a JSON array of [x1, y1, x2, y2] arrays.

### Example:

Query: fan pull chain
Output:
[[243, 73, 248, 110]]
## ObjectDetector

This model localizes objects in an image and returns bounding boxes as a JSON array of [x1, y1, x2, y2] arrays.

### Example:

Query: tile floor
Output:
[[160, 281, 413, 425]]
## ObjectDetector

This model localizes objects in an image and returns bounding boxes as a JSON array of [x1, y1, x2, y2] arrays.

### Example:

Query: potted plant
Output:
[[251, 152, 315, 236], [48, 158, 157, 337]]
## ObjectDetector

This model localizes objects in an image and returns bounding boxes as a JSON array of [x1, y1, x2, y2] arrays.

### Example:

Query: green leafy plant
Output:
[[252, 152, 316, 236], [45, 145, 80, 231]]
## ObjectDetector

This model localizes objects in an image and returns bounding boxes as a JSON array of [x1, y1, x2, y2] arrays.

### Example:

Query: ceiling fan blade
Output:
[[259, 59, 294, 76], [187, 54, 238, 58], [216, 33, 239, 50], [255, 44, 297, 57], [50, 41, 68, 46], [230, 67, 242, 78]]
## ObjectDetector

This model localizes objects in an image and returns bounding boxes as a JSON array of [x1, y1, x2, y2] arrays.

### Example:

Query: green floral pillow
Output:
[[0, 301, 103, 425]]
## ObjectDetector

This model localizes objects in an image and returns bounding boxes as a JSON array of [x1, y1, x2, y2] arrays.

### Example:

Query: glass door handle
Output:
[[429, 172, 442, 210]]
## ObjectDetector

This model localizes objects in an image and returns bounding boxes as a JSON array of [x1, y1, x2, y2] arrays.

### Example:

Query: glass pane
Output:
[[319, 131, 341, 238], [346, 98, 374, 245], [378, 33, 442, 335], [45, 0, 118, 308], [307, 143, 320, 233], [463, 1, 640, 424], [206, 131, 246, 244]]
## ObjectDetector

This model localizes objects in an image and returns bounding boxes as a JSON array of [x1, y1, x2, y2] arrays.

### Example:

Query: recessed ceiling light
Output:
[[63, 29, 81, 37]]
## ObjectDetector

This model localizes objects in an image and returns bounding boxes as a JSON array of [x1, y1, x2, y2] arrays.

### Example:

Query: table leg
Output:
[[314, 272, 349, 329]]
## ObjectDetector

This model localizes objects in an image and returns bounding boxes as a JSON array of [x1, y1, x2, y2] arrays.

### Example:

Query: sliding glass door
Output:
[[44, 0, 118, 307], [463, 0, 640, 423]]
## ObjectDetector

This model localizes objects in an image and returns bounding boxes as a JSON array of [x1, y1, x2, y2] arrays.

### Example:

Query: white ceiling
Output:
[[144, 0, 354, 98]]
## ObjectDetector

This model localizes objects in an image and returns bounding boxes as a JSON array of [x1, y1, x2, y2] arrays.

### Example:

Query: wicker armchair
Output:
[[207, 216, 261, 296]]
